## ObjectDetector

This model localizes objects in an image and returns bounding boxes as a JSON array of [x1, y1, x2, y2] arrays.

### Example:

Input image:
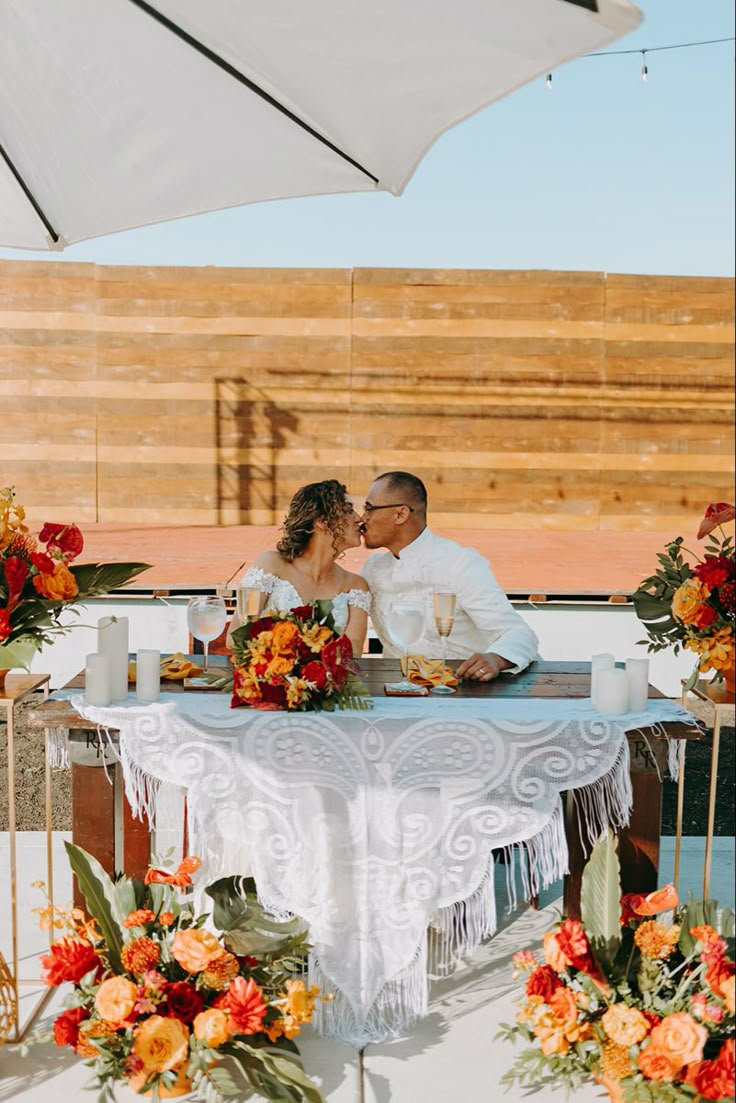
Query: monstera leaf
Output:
[[205, 876, 303, 957]]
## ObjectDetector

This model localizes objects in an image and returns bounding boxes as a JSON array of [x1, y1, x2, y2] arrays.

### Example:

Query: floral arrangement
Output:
[[0, 486, 148, 671], [37, 843, 326, 1102], [632, 503, 735, 691], [499, 832, 735, 1103], [229, 600, 371, 711]]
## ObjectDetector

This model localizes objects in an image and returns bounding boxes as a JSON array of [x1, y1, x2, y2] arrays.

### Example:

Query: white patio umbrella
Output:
[[0, 0, 641, 250]]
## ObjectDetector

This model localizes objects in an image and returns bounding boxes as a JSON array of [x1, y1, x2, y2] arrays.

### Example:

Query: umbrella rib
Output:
[[0, 139, 60, 243], [128, 0, 381, 186]]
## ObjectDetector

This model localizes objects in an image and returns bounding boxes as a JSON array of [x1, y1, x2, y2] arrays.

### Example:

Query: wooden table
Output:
[[27, 659, 697, 915]]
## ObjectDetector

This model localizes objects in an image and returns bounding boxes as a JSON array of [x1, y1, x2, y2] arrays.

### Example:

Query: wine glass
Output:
[[431, 592, 457, 695], [386, 600, 426, 693], [187, 596, 227, 672], [237, 585, 263, 622]]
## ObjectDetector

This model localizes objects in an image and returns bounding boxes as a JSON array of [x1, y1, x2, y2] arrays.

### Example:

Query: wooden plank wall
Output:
[[1, 262, 733, 531]]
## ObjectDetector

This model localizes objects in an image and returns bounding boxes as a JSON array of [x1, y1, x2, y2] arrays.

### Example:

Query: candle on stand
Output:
[[626, 657, 650, 713], [596, 667, 629, 715], [98, 615, 129, 703], [85, 653, 111, 707], [590, 652, 615, 710], [136, 649, 161, 704]]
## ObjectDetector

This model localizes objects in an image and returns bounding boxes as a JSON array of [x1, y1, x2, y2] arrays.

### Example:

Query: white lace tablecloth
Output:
[[69, 693, 696, 1047]]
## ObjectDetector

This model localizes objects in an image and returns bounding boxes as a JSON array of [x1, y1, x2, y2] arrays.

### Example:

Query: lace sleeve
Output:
[[345, 588, 372, 613], [241, 566, 277, 594]]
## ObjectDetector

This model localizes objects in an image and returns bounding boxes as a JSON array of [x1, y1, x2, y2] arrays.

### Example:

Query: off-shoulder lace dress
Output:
[[241, 566, 371, 632]]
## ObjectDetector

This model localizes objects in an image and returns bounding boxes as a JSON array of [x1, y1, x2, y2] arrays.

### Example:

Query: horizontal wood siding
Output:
[[1, 262, 733, 530]]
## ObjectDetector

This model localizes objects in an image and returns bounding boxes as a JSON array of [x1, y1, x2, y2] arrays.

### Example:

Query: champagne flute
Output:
[[431, 592, 457, 695], [237, 585, 263, 622], [386, 600, 426, 693], [187, 596, 227, 672]]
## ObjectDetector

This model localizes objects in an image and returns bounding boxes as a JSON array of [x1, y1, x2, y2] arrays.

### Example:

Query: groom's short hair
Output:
[[375, 471, 427, 515]]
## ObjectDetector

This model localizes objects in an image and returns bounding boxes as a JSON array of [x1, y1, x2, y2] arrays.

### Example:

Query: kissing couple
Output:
[[229, 471, 538, 682]]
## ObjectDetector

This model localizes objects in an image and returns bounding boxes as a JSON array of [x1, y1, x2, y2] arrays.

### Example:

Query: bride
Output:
[[228, 479, 371, 657]]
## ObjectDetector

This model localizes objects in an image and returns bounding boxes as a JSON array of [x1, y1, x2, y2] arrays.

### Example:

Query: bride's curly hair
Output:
[[277, 479, 353, 561]]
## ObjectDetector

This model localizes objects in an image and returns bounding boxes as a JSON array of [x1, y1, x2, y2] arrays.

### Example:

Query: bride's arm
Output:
[[344, 576, 371, 657]]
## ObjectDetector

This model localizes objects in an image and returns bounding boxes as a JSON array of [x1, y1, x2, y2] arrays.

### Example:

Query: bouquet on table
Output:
[[632, 502, 735, 692], [499, 832, 734, 1103], [0, 486, 149, 673], [229, 600, 371, 712], [38, 843, 326, 1102]]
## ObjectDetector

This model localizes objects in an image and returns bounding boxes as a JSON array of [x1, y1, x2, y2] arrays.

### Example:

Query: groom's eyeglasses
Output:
[[363, 502, 415, 515]]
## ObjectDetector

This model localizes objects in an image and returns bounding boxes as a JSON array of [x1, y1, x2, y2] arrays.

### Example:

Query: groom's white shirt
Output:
[[361, 527, 538, 672]]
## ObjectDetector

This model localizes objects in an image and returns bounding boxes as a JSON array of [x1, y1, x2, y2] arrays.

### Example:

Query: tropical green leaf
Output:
[[64, 842, 127, 972], [205, 875, 301, 955], [70, 561, 150, 598], [580, 830, 621, 968]]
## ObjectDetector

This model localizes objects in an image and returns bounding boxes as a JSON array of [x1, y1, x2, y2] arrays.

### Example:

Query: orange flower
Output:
[[132, 1015, 189, 1074], [672, 579, 711, 625], [223, 976, 268, 1035], [721, 973, 735, 1014], [600, 1041, 635, 1081], [271, 622, 300, 653], [121, 936, 160, 974], [634, 884, 678, 916], [193, 1008, 229, 1048], [40, 937, 99, 986], [634, 920, 680, 959], [95, 976, 138, 1023], [171, 928, 223, 974], [159, 911, 175, 927], [686, 627, 735, 672], [543, 930, 570, 973], [76, 1019, 118, 1058], [706, 958, 735, 1001], [144, 855, 200, 887], [647, 1012, 708, 1071], [32, 560, 78, 601], [638, 1044, 680, 1081], [602, 1004, 650, 1047], [265, 655, 296, 680], [201, 949, 240, 991], [123, 908, 156, 929]]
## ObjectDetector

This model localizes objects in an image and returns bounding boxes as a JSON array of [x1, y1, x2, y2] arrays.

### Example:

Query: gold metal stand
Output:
[[1, 671, 52, 1043], [679, 677, 735, 899]]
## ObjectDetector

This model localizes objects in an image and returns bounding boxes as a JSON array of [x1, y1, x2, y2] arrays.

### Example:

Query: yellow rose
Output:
[[647, 1012, 707, 1071], [672, 579, 711, 625], [171, 928, 223, 974], [543, 930, 570, 973], [95, 975, 137, 1023], [33, 561, 78, 601], [193, 1008, 229, 1048], [602, 1004, 650, 1047], [265, 655, 295, 680], [132, 1015, 189, 1074], [721, 974, 734, 1015]]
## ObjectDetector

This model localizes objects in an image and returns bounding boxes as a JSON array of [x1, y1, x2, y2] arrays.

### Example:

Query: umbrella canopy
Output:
[[0, 0, 641, 250]]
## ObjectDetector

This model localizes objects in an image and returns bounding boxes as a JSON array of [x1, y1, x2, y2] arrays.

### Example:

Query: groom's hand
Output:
[[456, 652, 511, 681]]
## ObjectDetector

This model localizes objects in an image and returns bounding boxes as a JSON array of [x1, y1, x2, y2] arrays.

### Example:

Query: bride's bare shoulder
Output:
[[339, 567, 369, 593], [252, 550, 288, 575]]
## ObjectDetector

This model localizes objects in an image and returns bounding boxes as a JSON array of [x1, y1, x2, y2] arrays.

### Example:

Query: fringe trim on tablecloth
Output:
[[568, 734, 633, 855], [46, 727, 69, 769]]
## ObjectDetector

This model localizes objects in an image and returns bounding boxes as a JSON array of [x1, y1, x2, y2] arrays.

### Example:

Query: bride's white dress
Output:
[[241, 566, 371, 629]]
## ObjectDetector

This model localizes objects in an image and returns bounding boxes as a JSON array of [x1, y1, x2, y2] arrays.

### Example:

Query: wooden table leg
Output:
[[71, 761, 115, 908], [122, 791, 151, 880]]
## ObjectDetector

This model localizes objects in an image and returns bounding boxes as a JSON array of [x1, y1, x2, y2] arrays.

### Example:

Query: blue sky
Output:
[[1, 0, 733, 276]]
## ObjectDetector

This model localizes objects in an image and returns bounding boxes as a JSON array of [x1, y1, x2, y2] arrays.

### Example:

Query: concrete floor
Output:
[[1, 832, 732, 1102]]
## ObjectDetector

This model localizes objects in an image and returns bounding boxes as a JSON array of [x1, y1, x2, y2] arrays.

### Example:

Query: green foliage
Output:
[[63, 842, 130, 972], [631, 538, 693, 655], [205, 875, 306, 960], [580, 830, 621, 969]]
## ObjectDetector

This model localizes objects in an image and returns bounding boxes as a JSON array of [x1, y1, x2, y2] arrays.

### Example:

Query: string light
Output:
[[543, 34, 733, 88]]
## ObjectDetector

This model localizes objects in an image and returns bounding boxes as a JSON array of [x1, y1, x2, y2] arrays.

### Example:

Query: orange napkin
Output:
[[401, 655, 459, 689]]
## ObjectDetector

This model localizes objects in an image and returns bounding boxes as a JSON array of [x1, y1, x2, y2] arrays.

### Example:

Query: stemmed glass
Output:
[[386, 600, 426, 693], [187, 596, 227, 672], [237, 585, 263, 622], [431, 592, 457, 695]]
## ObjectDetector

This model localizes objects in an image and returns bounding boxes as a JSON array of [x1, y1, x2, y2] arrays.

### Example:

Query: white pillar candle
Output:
[[626, 657, 650, 713], [85, 653, 111, 707], [98, 615, 129, 703], [596, 667, 630, 715], [590, 652, 615, 710], [136, 649, 161, 704]]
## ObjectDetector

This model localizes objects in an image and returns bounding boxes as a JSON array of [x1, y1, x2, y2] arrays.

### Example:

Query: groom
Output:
[[360, 471, 538, 680]]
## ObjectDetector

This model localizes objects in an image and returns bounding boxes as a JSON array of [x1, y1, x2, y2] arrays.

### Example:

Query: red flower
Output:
[[53, 1006, 89, 1048], [290, 605, 313, 620], [248, 616, 274, 639], [693, 555, 734, 589], [693, 604, 718, 629], [0, 609, 10, 641], [4, 556, 28, 607], [41, 938, 100, 986], [144, 855, 200, 888], [698, 504, 736, 540], [164, 980, 203, 1024], [30, 551, 55, 575], [620, 892, 645, 925], [302, 661, 328, 689], [685, 1038, 735, 1100], [525, 965, 562, 1002], [556, 918, 594, 972], [720, 580, 736, 613], [38, 522, 84, 561], [223, 976, 268, 1035], [706, 958, 735, 1001], [322, 634, 354, 688], [254, 682, 287, 709]]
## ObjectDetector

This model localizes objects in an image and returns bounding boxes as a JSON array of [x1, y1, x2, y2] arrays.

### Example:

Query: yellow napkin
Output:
[[127, 653, 203, 683], [401, 655, 459, 689]]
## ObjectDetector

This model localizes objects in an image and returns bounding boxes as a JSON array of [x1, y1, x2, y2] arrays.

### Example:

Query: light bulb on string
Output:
[[640, 51, 648, 82], [545, 72, 553, 90]]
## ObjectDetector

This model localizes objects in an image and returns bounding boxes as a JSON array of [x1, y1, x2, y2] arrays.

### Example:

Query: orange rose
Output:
[[132, 1015, 189, 1074], [672, 579, 711, 625], [638, 1044, 680, 1081], [271, 622, 300, 653], [647, 1012, 708, 1071], [548, 987, 578, 1032], [95, 976, 137, 1023], [32, 561, 78, 601], [634, 884, 678, 916], [543, 930, 570, 973], [171, 928, 223, 974], [193, 1008, 229, 1048], [265, 655, 296, 680], [721, 973, 735, 1014], [602, 1004, 650, 1047]]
